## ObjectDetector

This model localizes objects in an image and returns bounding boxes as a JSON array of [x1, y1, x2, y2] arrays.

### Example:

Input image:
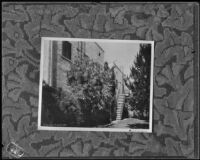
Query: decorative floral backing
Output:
[[2, 2, 198, 158]]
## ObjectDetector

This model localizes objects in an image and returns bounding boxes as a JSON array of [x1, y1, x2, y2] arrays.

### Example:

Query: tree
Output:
[[65, 54, 117, 126], [125, 44, 151, 120]]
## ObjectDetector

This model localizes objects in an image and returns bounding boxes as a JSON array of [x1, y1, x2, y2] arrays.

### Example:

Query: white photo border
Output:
[[38, 37, 154, 133]]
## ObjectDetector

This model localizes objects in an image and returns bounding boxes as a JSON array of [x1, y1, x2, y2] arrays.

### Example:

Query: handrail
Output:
[[116, 87, 121, 102], [113, 62, 126, 77]]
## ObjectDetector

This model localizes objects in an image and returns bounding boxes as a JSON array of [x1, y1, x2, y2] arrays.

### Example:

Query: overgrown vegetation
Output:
[[42, 54, 117, 127]]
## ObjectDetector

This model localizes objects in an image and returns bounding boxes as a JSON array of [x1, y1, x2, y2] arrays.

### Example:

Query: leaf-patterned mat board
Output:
[[2, 2, 199, 158]]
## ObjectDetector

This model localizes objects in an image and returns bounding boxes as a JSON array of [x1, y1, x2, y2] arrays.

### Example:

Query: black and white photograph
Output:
[[38, 38, 154, 132]]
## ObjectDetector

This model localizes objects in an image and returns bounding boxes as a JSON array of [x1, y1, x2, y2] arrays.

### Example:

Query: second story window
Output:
[[62, 41, 72, 60]]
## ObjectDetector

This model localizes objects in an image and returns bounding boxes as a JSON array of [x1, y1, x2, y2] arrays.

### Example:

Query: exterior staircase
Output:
[[116, 88, 130, 121], [113, 62, 130, 121], [116, 94, 126, 120]]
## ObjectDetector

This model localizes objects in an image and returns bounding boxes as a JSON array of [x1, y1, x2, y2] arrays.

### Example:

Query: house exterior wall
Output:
[[55, 41, 86, 92], [43, 40, 55, 87], [114, 65, 130, 98], [43, 40, 128, 96], [114, 66, 124, 97], [43, 40, 52, 85], [43, 40, 129, 100], [44, 41, 104, 92], [56, 41, 72, 92], [70, 41, 85, 62], [85, 42, 104, 65]]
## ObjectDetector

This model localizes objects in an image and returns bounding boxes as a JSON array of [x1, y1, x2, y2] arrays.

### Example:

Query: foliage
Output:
[[63, 54, 116, 126], [41, 82, 81, 127], [42, 52, 117, 127], [124, 44, 151, 120]]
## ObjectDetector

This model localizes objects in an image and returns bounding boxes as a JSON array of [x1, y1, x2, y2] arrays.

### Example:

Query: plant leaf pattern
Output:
[[2, 2, 197, 158]]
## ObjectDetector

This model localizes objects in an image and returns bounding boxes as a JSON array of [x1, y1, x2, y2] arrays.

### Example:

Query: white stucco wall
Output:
[[42, 40, 106, 92], [85, 42, 104, 65], [42, 40, 52, 85]]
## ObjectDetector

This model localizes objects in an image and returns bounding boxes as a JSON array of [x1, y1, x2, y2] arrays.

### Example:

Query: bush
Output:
[[65, 56, 117, 126]]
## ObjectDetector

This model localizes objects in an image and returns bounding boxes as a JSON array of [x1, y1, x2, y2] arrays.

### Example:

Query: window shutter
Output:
[[62, 41, 72, 60]]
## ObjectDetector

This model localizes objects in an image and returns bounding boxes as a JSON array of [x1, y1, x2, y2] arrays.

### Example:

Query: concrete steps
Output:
[[116, 94, 126, 120]]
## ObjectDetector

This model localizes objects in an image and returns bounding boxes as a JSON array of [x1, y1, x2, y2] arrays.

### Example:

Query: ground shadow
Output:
[[128, 123, 149, 129]]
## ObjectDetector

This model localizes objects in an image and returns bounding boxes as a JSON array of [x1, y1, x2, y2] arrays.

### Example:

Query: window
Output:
[[62, 41, 71, 60]]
